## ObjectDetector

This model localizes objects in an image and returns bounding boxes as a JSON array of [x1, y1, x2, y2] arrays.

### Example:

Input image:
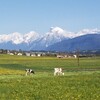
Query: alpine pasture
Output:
[[0, 54, 100, 100]]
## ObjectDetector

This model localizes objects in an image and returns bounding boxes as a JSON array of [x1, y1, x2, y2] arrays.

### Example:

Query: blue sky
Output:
[[0, 0, 100, 34]]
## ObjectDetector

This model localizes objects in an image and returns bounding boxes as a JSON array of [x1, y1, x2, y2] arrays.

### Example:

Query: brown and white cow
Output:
[[54, 68, 64, 76]]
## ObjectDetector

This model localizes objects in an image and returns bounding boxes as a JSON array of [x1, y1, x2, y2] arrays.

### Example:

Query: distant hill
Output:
[[46, 34, 100, 52]]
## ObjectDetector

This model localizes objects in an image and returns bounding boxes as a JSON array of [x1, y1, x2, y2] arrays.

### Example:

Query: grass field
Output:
[[0, 54, 100, 100]]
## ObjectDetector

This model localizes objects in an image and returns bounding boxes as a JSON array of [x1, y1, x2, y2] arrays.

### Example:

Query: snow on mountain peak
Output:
[[11, 32, 24, 44], [45, 27, 67, 41], [39, 27, 71, 48], [0, 34, 10, 43], [0, 32, 23, 44], [48, 27, 76, 39], [23, 31, 39, 43], [77, 28, 100, 36], [66, 28, 100, 38], [0, 31, 39, 44], [50, 27, 65, 33]]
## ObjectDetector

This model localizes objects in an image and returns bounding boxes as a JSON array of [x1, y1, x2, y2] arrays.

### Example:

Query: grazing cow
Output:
[[25, 69, 35, 76], [54, 68, 64, 76]]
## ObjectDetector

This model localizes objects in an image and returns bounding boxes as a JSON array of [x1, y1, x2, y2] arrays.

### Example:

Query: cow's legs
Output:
[[26, 72, 28, 76]]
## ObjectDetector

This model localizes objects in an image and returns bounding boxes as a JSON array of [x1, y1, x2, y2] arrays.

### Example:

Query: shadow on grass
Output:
[[0, 64, 26, 70]]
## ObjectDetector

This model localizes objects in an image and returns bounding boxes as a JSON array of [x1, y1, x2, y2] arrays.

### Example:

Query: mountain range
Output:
[[46, 34, 100, 52], [0, 27, 100, 51]]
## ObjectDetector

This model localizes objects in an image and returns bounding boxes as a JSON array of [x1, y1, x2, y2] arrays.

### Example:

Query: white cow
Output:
[[54, 68, 64, 76], [25, 69, 35, 76]]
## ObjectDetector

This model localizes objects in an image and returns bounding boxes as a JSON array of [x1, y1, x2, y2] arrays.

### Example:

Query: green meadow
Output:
[[0, 54, 100, 100]]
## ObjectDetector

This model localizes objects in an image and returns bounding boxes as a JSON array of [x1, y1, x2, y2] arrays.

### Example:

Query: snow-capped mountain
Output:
[[0, 32, 23, 44], [46, 34, 100, 51], [0, 31, 40, 44], [0, 31, 40, 50], [23, 31, 40, 44], [29, 27, 73, 50], [76, 28, 100, 37], [0, 27, 100, 51]]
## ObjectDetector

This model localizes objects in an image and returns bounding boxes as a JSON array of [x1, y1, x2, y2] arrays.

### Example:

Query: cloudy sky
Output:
[[0, 0, 100, 34]]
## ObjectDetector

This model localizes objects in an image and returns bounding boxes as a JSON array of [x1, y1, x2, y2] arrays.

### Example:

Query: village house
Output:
[[17, 53, 23, 56]]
